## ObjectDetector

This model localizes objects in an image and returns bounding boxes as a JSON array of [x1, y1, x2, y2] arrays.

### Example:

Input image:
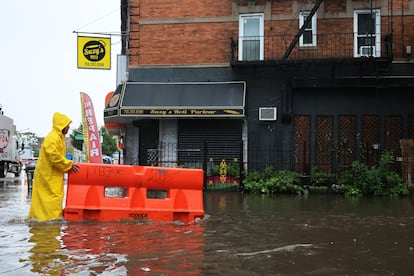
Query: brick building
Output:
[[104, 0, 414, 182]]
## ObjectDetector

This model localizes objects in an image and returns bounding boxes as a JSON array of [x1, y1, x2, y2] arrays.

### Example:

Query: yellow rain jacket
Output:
[[28, 112, 73, 221]]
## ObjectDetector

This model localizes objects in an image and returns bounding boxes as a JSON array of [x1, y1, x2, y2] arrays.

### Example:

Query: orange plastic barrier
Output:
[[63, 163, 205, 223]]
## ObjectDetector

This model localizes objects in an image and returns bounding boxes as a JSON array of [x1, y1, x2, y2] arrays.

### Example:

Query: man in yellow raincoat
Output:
[[28, 112, 79, 221]]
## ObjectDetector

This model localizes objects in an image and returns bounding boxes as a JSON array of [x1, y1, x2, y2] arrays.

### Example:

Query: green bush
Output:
[[227, 161, 240, 178], [210, 161, 240, 178], [310, 167, 336, 186], [338, 151, 408, 197], [211, 164, 220, 176], [242, 152, 408, 198], [243, 166, 305, 195]]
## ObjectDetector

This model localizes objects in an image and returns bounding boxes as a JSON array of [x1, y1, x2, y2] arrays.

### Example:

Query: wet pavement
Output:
[[2, 173, 414, 275]]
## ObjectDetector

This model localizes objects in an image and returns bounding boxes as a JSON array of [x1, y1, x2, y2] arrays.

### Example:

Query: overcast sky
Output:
[[1, 0, 121, 137]]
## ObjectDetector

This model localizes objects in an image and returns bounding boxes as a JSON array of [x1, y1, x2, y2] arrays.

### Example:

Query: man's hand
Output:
[[69, 163, 80, 173]]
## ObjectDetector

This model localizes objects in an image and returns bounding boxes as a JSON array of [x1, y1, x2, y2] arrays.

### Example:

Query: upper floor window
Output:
[[299, 11, 317, 47], [354, 9, 381, 57], [239, 13, 264, 61]]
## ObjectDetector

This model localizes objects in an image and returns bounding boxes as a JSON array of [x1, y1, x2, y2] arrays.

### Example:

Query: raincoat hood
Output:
[[52, 112, 72, 132]]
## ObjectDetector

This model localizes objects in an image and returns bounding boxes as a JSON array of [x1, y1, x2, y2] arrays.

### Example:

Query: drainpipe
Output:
[[121, 0, 129, 55]]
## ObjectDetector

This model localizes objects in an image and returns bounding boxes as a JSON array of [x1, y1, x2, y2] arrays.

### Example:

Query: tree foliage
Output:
[[69, 124, 119, 157], [100, 126, 118, 156], [70, 123, 84, 152], [16, 131, 39, 156]]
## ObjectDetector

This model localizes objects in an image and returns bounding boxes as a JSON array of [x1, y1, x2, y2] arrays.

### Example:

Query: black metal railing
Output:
[[136, 132, 404, 190], [231, 33, 392, 64], [142, 142, 243, 190]]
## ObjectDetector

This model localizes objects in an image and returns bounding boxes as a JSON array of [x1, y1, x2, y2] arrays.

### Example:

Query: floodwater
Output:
[[1, 174, 414, 275]]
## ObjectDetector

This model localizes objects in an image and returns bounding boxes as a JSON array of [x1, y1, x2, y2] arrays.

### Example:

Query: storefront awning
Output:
[[104, 81, 246, 123]]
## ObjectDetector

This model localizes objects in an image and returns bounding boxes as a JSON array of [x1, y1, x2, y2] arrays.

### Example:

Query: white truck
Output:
[[0, 110, 23, 177]]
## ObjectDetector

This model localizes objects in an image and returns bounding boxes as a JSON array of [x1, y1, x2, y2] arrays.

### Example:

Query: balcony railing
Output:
[[231, 33, 392, 64]]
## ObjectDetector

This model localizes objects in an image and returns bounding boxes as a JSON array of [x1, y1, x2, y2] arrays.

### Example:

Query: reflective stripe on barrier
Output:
[[63, 163, 205, 223]]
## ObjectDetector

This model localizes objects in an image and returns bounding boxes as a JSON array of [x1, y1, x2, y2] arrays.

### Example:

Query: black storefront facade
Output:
[[104, 61, 414, 185], [104, 78, 247, 184]]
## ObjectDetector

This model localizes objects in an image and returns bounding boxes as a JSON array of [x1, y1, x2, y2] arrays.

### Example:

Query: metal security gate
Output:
[[138, 120, 159, 166], [178, 119, 243, 190]]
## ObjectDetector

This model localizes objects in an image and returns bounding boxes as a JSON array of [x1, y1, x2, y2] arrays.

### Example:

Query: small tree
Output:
[[101, 126, 118, 156], [70, 125, 118, 157], [70, 124, 84, 152]]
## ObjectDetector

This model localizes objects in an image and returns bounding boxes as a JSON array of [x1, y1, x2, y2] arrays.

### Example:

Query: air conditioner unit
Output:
[[259, 107, 277, 121], [360, 46, 375, 57]]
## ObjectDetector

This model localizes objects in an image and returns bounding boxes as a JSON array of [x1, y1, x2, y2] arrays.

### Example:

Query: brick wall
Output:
[[135, 22, 236, 65], [392, 16, 414, 58], [272, 0, 292, 14], [140, 0, 233, 19], [393, 0, 410, 10], [325, 0, 346, 13], [128, 0, 414, 66]]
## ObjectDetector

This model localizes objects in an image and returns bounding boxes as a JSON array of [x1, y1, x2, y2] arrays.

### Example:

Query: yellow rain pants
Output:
[[28, 112, 73, 221]]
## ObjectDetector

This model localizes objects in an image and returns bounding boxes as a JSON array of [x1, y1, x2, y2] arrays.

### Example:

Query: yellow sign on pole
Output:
[[77, 36, 111, 69]]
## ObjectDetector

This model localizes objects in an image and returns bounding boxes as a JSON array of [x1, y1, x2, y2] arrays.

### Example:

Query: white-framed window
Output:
[[299, 11, 317, 47], [238, 13, 264, 61], [354, 9, 381, 57]]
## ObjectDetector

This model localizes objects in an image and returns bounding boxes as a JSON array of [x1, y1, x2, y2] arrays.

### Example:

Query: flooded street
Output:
[[2, 174, 414, 275]]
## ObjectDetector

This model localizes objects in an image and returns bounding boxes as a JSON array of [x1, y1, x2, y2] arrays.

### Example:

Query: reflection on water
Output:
[[28, 222, 68, 275], [62, 221, 204, 275], [2, 176, 414, 275], [25, 220, 205, 275]]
